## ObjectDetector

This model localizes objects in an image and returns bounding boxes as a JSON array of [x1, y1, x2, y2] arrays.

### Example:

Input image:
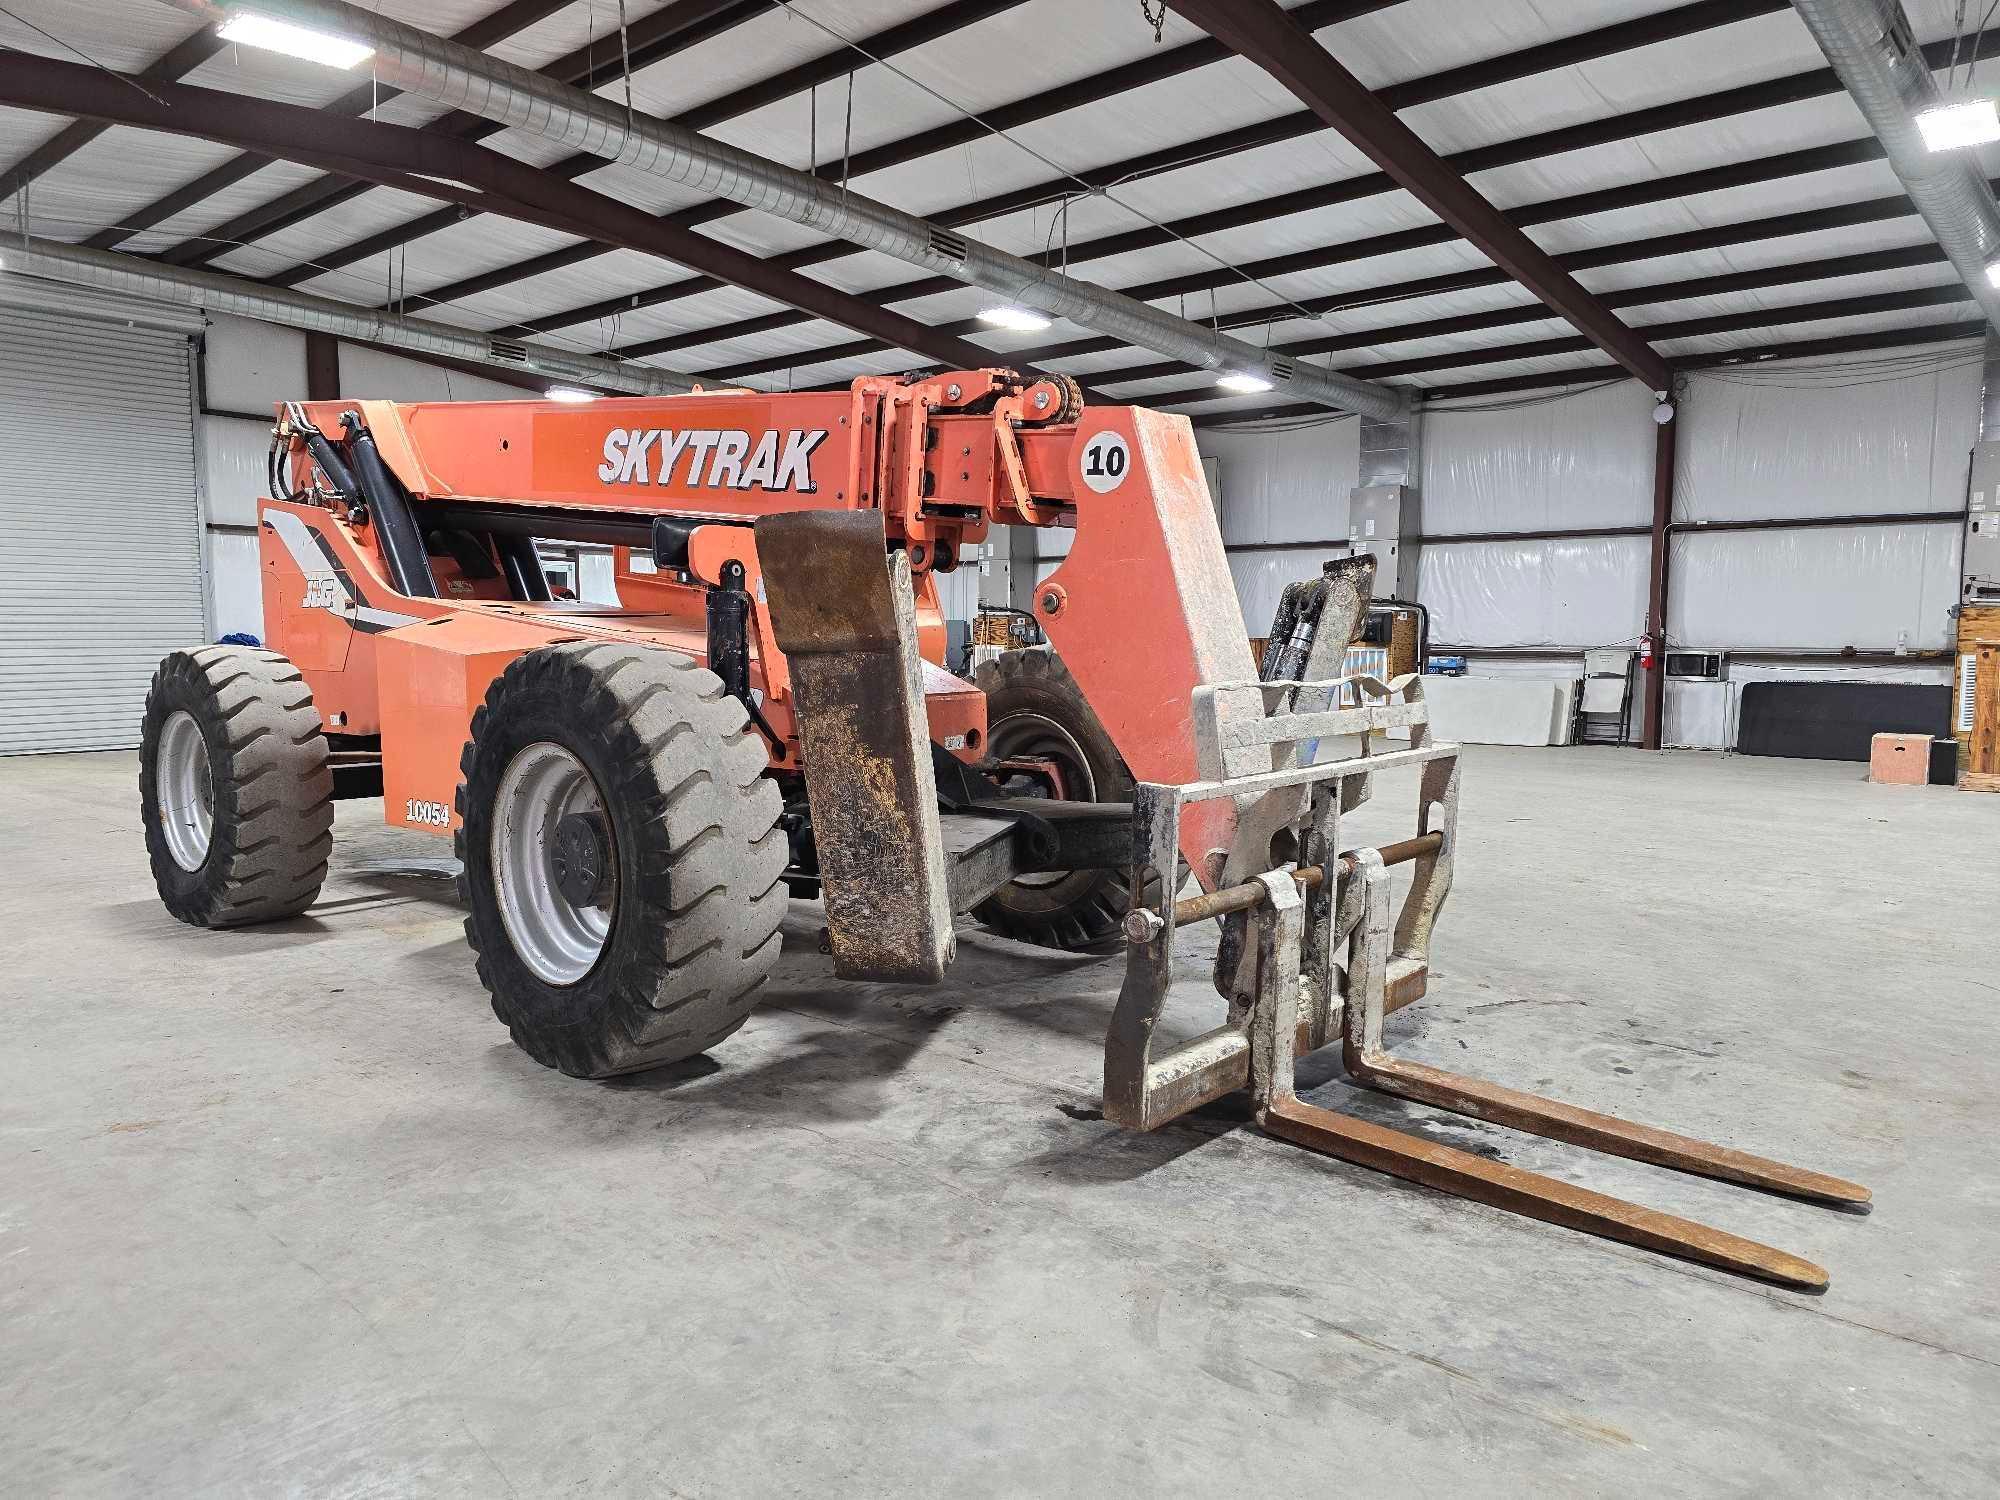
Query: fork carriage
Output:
[[1107, 669, 1867, 1292]]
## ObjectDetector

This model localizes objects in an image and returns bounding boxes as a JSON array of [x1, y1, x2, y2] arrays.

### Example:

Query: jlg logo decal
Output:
[[596, 426, 827, 492], [404, 799, 451, 827], [300, 576, 342, 609]]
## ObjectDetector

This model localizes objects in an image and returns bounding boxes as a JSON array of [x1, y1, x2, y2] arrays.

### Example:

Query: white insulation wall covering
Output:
[[1670, 345, 1980, 653], [1424, 382, 1655, 533], [1419, 383, 1654, 649], [1201, 422, 1358, 543], [1420, 536, 1650, 650], [1198, 419, 1357, 633], [1676, 350, 1980, 523], [200, 417, 271, 530], [934, 563, 979, 625], [203, 314, 305, 414], [1670, 523, 1963, 650]]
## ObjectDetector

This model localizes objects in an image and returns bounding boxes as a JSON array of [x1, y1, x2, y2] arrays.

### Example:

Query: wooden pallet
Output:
[[1957, 609, 2000, 791]]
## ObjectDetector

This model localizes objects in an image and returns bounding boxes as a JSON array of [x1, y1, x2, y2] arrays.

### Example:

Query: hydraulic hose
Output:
[[341, 413, 438, 599]]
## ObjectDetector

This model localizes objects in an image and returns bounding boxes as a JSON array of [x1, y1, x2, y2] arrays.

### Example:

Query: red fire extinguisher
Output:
[[1638, 633, 1657, 673]]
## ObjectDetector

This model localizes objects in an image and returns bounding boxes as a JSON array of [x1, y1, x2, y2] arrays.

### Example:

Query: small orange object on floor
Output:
[[1869, 732, 1931, 786]]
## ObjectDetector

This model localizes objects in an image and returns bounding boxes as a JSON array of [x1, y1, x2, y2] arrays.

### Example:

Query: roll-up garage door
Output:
[[0, 307, 205, 754]]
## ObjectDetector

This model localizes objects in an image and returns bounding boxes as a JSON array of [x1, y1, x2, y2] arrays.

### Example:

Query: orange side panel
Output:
[[375, 613, 585, 836], [257, 497, 450, 735], [1037, 407, 1251, 885]]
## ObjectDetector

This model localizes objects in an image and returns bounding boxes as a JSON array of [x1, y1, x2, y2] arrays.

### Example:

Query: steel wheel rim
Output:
[[158, 710, 214, 872], [492, 742, 616, 986], [988, 710, 1097, 890]]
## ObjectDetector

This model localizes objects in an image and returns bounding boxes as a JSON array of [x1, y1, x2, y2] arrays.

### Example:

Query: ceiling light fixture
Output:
[[217, 12, 376, 70], [1915, 96, 2000, 151], [977, 305, 1052, 333], [1216, 371, 1274, 394], [545, 386, 600, 403]]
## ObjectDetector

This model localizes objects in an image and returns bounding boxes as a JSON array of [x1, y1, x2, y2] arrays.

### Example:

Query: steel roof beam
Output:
[[1078, 243, 1949, 388], [1419, 319, 1990, 404], [375, 0, 1410, 311], [0, 27, 224, 206], [1184, 291, 1978, 418], [477, 0, 1779, 340], [631, 18, 1949, 378], [218, 0, 1028, 286], [1113, 0, 1660, 388], [712, 232, 1960, 388], [0, 50, 1000, 375], [1324, 283, 1968, 382], [169, 0, 1405, 417], [82, 0, 588, 255], [696, 168, 1925, 381]]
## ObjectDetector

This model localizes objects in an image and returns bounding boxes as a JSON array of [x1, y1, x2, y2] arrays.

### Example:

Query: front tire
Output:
[[456, 642, 787, 1079], [971, 649, 1141, 951], [139, 647, 334, 927]]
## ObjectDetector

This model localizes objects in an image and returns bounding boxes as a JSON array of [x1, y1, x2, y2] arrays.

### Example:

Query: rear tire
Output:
[[971, 649, 1140, 952], [456, 642, 787, 1079], [139, 647, 334, 927]]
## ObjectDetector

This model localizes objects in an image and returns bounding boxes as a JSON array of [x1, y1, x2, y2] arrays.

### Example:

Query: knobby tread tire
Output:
[[455, 642, 786, 1079], [971, 649, 1145, 952], [139, 647, 334, 928]]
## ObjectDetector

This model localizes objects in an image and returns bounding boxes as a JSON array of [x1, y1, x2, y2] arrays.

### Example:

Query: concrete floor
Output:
[[2, 745, 1995, 1495]]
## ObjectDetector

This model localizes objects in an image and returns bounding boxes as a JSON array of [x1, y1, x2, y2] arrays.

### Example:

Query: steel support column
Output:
[[1642, 403, 1679, 750], [304, 331, 340, 402]]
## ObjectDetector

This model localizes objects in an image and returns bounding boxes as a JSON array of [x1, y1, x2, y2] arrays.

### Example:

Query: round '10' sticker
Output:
[[1079, 431, 1130, 494]]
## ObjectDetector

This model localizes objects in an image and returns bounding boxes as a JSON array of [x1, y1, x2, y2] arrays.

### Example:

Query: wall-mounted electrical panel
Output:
[[1349, 482, 1421, 600]]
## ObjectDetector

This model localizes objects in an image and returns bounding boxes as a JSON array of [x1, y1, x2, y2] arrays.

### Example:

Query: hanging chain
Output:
[[841, 70, 856, 206], [617, 0, 634, 138], [1139, 0, 1169, 44]]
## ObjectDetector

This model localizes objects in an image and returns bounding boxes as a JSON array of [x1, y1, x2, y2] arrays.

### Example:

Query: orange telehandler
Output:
[[139, 367, 1866, 1287]]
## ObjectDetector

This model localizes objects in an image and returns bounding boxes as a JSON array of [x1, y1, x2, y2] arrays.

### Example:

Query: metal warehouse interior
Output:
[[0, 0, 1996, 1493]]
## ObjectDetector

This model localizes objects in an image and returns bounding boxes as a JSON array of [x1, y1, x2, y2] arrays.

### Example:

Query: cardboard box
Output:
[[1869, 732, 1931, 786]]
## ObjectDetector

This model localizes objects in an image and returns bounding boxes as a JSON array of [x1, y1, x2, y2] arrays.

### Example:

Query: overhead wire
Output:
[[768, 0, 1368, 369], [0, 3, 168, 106], [1424, 376, 1631, 411], [1688, 340, 1985, 388]]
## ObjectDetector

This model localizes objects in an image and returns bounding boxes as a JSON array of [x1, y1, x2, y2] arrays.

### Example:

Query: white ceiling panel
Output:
[[1328, 0, 1667, 91], [0, 3, 199, 74], [1658, 301, 1980, 362], [207, 183, 448, 283], [0, 0, 1986, 402], [1625, 266, 1964, 327], [0, 104, 75, 187], [126, 160, 334, 256], [609, 293, 848, 358], [442, 247, 718, 335], [628, 0, 949, 121], [1575, 215, 1941, 297], [16, 126, 247, 241], [283, 212, 592, 315]]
